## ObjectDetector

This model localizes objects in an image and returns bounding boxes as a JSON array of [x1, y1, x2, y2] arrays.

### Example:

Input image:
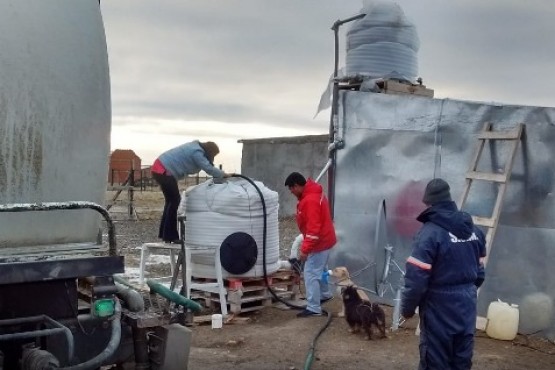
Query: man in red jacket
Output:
[[285, 172, 337, 317]]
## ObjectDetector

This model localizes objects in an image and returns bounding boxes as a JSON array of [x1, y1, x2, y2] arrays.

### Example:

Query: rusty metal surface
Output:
[[330, 91, 555, 338], [124, 311, 171, 329], [0, 256, 124, 284]]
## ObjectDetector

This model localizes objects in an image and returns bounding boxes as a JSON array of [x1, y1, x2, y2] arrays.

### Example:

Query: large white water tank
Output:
[[346, 1, 419, 80], [184, 178, 280, 279]]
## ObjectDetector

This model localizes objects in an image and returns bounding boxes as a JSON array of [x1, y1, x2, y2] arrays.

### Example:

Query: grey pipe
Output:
[[58, 301, 122, 370], [115, 282, 145, 312], [315, 159, 332, 184], [327, 12, 366, 216], [0, 201, 117, 255], [392, 288, 402, 331], [0, 315, 74, 362]]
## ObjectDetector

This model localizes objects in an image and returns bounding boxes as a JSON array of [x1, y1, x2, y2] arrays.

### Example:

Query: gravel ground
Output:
[[114, 218, 160, 253]]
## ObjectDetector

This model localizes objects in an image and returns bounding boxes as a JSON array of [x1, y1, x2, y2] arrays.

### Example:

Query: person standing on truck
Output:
[[151, 140, 229, 243], [401, 178, 486, 370], [285, 172, 336, 317]]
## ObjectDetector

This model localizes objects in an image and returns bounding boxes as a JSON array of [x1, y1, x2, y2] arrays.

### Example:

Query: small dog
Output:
[[329, 266, 370, 317], [341, 285, 386, 340]]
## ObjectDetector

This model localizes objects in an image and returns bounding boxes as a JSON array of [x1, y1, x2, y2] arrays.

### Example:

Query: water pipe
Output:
[[146, 280, 202, 313], [58, 301, 122, 370], [327, 12, 366, 216]]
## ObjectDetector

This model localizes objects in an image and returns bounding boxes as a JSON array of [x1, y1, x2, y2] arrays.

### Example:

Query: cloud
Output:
[[402, 0, 555, 106], [101, 1, 359, 126], [101, 0, 555, 170]]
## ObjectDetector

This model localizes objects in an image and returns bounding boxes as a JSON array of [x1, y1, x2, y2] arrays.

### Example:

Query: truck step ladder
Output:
[[458, 122, 524, 264]]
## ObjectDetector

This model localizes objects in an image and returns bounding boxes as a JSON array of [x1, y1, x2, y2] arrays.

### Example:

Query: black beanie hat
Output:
[[422, 178, 452, 205]]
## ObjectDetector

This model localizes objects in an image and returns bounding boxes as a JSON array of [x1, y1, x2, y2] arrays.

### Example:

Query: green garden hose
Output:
[[146, 280, 202, 312]]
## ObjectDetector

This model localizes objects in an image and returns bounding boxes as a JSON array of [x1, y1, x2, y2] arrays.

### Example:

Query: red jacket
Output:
[[296, 179, 337, 254]]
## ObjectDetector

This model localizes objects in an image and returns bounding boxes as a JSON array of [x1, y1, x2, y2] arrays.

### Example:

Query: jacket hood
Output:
[[199, 141, 219, 164], [301, 179, 322, 198], [416, 200, 474, 239]]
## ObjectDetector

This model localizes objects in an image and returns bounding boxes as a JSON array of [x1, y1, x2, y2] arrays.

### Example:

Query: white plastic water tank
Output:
[[346, 1, 420, 80], [184, 178, 280, 278]]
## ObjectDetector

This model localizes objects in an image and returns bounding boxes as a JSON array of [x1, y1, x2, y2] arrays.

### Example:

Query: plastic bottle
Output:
[[486, 299, 519, 340], [321, 270, 330, 284], [211, 314, 223, 329]]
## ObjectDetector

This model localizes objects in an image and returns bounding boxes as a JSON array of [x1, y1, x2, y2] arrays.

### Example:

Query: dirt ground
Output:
[[190, 301, 555, 370], [110, 190, 555, 370]]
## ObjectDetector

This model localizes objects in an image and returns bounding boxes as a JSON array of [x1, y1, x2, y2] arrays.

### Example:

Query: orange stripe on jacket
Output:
[[407, 256, 432, 270]]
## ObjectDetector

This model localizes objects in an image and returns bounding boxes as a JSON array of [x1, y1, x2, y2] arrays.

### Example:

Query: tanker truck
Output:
[[0, 2, 192, 368]]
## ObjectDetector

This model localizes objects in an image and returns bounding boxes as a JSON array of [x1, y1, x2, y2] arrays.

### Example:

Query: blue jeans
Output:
[[304, 249, 333, 314]]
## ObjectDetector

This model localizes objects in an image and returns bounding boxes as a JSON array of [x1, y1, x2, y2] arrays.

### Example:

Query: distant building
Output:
[[108, 149, 141, 184]]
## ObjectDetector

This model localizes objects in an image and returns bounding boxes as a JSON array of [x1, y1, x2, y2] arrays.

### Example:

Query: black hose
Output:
[[303, 312, 333, 370], [58, 301, 122, 370], [230, 174, 303, 308], [229, 174, 332, 370]]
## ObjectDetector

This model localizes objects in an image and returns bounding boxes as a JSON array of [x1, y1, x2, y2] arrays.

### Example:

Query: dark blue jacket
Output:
[[401, 201, 486, 318]]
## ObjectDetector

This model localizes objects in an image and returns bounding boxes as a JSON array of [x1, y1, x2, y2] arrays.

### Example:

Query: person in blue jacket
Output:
[[151, 141, 229, 243], [401, 178, 486, 370]]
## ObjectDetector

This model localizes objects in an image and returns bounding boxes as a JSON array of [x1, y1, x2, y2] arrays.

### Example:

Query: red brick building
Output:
[[108, 149, 141, 185]]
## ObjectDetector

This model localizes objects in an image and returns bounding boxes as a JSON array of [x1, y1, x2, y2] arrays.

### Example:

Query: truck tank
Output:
[[0, 1, 110, 251], [0, 2, 194, 368]]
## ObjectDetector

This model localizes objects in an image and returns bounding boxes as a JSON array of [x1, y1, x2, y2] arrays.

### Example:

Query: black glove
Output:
[[288, 258, 304, 275]]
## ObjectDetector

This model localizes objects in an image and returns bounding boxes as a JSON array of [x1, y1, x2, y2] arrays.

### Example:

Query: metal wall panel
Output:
[[331, 91, 555, 338]]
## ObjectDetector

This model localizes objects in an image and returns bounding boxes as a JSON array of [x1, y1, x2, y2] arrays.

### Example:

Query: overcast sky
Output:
[[100, 0, 555, 172]]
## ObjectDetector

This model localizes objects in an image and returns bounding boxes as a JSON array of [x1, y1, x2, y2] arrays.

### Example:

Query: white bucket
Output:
[[211, 314, 223, 329], [486, 299, 519, 340]]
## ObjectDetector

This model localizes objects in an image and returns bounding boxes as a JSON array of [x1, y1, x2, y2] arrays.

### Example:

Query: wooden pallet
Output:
[[190, 269, 300, 290], [379, 79, 434, 98], [191, 269, 301, 314]]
